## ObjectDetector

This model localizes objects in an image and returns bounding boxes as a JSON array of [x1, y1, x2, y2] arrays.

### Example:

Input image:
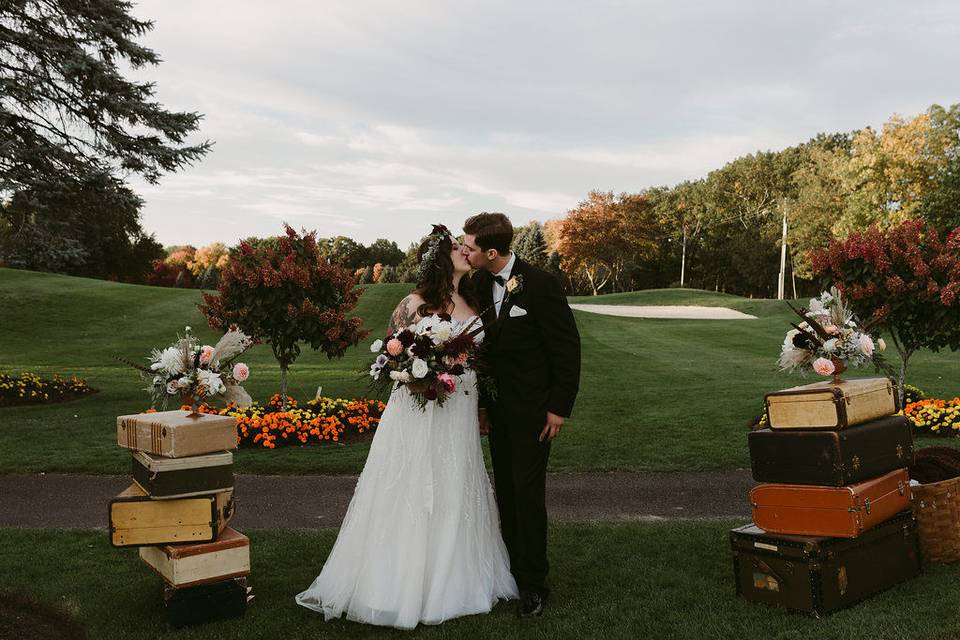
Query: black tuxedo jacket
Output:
[[471, 257, 581, 422]]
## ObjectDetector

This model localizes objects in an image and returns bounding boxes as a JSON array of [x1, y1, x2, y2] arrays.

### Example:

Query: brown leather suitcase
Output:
[[765, 377, 896, 430], [731, 511, 920, 617], [751, 468, 911, 538], [749, 415, 913, 486]]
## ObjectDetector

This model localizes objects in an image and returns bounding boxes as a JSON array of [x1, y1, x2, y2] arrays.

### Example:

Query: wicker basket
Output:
[[912, 476, 960, 563]]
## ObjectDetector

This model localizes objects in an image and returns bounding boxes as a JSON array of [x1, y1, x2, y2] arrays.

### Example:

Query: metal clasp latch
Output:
[[896, 444, 905, 459], [864, 498, 872, 515], [898, 481, 906, 496], [851, 455, 861, 471]]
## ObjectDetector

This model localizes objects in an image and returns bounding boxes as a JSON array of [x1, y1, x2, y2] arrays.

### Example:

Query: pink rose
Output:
[[386, 339, 404, 357], [823, 324, 839, 335], [812, 357, 836, 376], [437, 373, 457, 393], [200, 345, 215, 365], [859, 334, 874, 356], [232, 362, 250, 382]]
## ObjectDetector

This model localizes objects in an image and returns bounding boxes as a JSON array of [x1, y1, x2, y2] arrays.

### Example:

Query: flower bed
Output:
[[0, 372, 96, 407], [902, 397, 960, 437], [190, 394, 385, 448]]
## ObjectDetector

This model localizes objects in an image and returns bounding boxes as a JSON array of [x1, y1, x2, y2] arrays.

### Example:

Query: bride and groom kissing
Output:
[[295, 212, 582, 628]]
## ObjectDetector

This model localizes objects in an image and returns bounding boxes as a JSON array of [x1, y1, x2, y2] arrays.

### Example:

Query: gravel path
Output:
[[569, 304, 758, 320], [0, 471, 755, 529]]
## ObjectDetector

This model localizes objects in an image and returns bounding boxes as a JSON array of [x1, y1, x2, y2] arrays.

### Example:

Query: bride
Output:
[[295, 225, 518, 629]]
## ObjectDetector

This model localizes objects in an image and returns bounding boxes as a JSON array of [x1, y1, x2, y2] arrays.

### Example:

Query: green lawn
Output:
[[1, 521, 957, 639], [1, 268, 958, 474]]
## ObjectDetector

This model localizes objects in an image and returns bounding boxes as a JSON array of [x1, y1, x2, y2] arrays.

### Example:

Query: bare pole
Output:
[[680, 225, 687, 287], [777, 201, 788, 300]]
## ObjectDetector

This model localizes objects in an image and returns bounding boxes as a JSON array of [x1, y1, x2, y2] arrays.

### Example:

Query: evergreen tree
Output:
[[1, 0, 211, 197], [513, 221, 549, 268]]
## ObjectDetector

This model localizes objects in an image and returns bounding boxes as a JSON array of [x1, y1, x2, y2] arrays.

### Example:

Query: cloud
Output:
[[130, 0, 960, 247]]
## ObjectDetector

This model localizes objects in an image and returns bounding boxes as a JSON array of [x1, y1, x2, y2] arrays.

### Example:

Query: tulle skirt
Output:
[[295, 371, 518, 629]]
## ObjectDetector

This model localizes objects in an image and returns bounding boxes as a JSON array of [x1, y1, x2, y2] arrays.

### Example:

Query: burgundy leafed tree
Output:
[[200, 224, 368, 410], [810, 219, 960, 404]]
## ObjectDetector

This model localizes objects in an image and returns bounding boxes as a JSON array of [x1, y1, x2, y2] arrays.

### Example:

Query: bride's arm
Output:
[[387, 294, 422, 335]]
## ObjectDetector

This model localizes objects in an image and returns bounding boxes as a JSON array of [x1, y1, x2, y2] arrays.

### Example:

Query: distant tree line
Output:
[[551, 103, 960, 297]]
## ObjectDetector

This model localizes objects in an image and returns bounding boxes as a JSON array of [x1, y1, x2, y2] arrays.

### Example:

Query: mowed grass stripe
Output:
[[1, 268, 958, 474], [1, 522, 958, 639]]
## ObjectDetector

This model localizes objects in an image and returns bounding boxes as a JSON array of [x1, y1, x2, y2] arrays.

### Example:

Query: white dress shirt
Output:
[[492, 252, 516, 317]]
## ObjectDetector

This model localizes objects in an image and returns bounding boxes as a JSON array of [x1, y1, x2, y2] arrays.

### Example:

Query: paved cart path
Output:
[[0, 471, 756, 529]]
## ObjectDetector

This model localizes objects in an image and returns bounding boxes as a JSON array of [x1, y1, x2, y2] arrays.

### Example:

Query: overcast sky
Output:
[[130, 0, 960, 249]]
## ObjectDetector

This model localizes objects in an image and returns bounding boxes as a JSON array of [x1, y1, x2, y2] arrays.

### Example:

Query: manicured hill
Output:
[[1, 268, 957, 474]]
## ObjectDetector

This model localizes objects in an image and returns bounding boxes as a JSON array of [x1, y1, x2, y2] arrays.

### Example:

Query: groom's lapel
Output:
[[487, 256, 527, 344]]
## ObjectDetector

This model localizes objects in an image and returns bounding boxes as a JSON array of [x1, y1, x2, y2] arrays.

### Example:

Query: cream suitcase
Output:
[[765, 377, 897, 430], [140, 527, 251, 588], [117, 410, 237, 457]]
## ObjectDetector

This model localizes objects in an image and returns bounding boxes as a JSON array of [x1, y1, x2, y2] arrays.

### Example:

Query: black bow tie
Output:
[[493, 275, 506, 286]]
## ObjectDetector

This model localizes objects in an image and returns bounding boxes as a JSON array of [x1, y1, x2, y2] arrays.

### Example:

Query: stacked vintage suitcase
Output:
[[732, 377, 921, 617], [110, 409, 253, 627]]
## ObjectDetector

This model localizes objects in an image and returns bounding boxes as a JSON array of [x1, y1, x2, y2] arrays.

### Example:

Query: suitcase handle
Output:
[[224, 495, 236, 521]]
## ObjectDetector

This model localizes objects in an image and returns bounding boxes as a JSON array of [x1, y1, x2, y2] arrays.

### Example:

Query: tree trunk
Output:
[[280, 363, 289, 411], [889, 330, 912, 408]]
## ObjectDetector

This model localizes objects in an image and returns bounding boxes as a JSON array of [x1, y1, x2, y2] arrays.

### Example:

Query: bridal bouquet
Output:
[[120, 325, 254, 413], [778, 287, 886, 382], [367, 314, 484, 410]]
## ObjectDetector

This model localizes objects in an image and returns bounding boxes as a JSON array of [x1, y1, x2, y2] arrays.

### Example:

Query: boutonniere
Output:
[[505, 275, 523, 295]]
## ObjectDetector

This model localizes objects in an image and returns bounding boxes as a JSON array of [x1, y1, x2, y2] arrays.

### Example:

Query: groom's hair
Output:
[[463, 212, 513, 255]]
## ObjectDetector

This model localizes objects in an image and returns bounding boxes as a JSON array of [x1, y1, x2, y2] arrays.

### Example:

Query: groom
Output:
[[462, 212, 581, 618]]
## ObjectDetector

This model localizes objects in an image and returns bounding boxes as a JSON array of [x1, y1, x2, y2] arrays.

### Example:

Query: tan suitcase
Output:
[[117, 410, 237, 457], [765, 377, 896, 430], [140, 527, 251, 588], [109, 483, 235, 547]]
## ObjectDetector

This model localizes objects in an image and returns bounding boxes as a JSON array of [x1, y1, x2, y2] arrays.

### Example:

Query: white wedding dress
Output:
[[295, 316, 518, 629]]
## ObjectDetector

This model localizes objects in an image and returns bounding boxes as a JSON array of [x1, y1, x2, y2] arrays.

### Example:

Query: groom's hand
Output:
[[539, 412, 564, 442], [479, 410, 491, 436]]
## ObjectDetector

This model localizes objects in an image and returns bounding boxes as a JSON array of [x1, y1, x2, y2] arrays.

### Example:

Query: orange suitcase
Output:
[[751, 468, 911, 538]]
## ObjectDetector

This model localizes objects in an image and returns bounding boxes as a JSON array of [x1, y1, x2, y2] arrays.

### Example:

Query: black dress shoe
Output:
[[517, 591, 545, 618]]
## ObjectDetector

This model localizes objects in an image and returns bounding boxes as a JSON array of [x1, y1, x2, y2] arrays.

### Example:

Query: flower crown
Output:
[[414, 224, 453, 282]]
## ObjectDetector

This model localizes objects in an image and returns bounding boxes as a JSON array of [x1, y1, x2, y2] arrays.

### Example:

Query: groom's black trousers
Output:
[[488, 409, 551, 596]]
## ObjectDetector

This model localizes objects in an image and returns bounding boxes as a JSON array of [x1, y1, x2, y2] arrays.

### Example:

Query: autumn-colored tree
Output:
[[556, 191, 659, 295], [188, 242, 230, 276], [811, 220, 960, 404], [199, 225, 368, 410], [837, 109, 958, 234], [372, 263, 384, 283], [145, 259, 194, 288], [164, 246, 196, 267]]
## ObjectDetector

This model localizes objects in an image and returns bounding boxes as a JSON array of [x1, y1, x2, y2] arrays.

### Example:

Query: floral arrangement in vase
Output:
[[778, 287, 887, 384], [120, 325, 254, 414]]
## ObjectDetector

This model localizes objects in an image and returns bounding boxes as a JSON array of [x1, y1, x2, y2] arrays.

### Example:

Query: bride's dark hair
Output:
[[414, 228, 480, 318]]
